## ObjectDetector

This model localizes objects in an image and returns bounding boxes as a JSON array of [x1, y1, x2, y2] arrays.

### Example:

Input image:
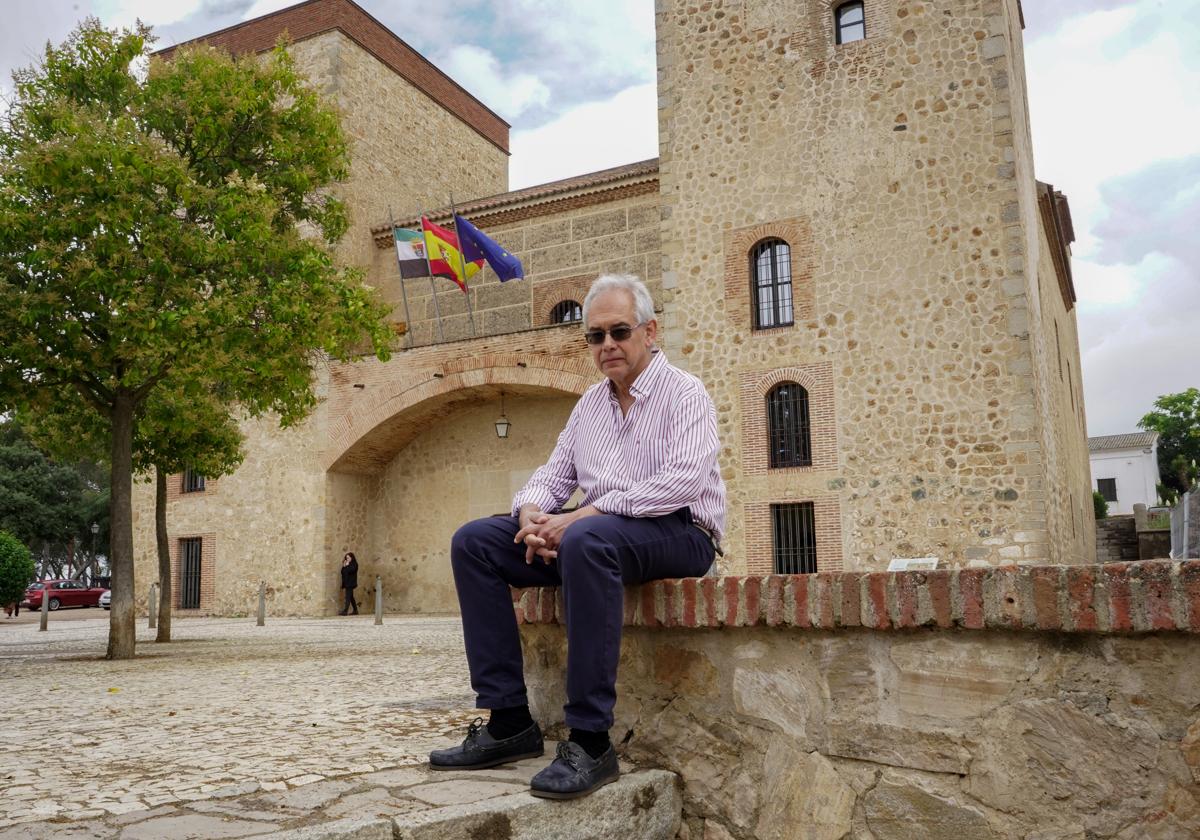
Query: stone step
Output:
[[263, 768, 681, 840]]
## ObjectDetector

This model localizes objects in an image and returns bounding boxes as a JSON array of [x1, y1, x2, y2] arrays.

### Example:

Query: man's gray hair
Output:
[[582, 274, 655, 326]]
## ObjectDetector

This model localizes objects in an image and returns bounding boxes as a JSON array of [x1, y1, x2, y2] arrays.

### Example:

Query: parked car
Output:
[[22, 580, 108, 611], [99, 589, 111, 610]]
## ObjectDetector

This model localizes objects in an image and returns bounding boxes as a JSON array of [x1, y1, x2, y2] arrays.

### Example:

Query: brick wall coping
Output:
[[511, 561, 1200, 634]]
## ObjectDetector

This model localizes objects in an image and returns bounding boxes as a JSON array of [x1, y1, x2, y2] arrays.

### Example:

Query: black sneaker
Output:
[[529, 741, 619, 800], [429, 717, 544, 771]]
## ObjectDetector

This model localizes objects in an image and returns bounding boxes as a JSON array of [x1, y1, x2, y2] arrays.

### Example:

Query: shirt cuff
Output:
[[511, 488, 560, 518]]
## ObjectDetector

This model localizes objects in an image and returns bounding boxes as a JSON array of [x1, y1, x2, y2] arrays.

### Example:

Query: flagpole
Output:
[[418, 206, 446, 343], [449, 192, 478, 338], [388, 206, 415, 348]]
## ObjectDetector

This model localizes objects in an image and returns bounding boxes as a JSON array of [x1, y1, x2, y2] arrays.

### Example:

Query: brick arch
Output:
[[323, 355, 595, 473], [739, 362, 838, 475], [723, 217, 814, 333]]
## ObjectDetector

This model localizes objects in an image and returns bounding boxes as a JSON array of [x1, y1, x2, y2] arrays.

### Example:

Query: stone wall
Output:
[[654, 0, 1093, 573], [1096, 515, 1138, 564], [516, 561, 1200, 839]]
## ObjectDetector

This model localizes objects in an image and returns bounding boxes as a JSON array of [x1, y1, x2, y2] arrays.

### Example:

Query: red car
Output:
[[22, 580, 108, 611]]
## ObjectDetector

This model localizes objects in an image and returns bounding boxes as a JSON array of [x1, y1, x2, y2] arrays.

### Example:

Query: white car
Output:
[[99, 590, 111, 610]]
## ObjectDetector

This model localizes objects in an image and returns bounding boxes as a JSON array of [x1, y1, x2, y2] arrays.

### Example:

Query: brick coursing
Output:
[[165, 474, 218, 504], [513, 560, 1200, 634], [744, 496, 844, 574], [739, 363, 838, 475], [722, 217, 815, 334], [169, 532, 217, 613]]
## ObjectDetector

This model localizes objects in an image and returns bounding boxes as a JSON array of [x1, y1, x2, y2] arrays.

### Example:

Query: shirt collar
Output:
[[607, 348, 668, 402]]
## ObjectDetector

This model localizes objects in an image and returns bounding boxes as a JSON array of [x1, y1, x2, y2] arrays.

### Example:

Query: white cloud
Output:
[[436, 45, 550, 121], [95, 0, 205, 28], [508, 82, 656, 189], [1026, 1, 1200, 435]]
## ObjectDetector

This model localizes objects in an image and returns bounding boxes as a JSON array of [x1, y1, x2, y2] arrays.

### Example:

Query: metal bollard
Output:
[[257, 581, 266, 626], [39, 586, 49, 631], [374, 575, 383, 626], [148, 583, 158, 628]]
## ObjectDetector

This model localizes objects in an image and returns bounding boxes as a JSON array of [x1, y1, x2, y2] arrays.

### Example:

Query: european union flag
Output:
[[454, 214, 525, 282]]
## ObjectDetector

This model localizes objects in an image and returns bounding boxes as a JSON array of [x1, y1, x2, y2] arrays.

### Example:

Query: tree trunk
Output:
[[155, 467, 172, 643], [106, 390, 136, 660]]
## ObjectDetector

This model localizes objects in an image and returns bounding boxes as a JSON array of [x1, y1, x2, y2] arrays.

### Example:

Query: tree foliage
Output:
[[1092, 490, 1108, 521], [0, 418, 108, 571], [1139, 388, 1200, 496], [0, 21, 392, 658], [0, 530, 36, 607]]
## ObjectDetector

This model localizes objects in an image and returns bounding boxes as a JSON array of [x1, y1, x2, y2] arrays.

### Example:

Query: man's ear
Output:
[[645, 318, 658, 344]]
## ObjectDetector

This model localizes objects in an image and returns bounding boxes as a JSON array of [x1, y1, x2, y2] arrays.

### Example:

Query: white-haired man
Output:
[[430, 274, 726, 799]]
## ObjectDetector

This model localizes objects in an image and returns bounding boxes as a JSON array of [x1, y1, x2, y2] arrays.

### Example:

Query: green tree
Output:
[[0, 418, 105, 575], [0, 530, 35, 609], [0, 22, 391, 658], [1092, 490, 1108, 521], [1138, 388, 1200, 496]]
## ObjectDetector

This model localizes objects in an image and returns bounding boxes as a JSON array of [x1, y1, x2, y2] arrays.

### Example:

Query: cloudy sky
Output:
[[2, 0, 1196, 437]]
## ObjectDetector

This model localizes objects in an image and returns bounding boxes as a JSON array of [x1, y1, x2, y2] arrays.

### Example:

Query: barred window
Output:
[[551, 300, 583, 324], [180, 537, 202, 609], [835, 2, 866, 45], [767, 382, 812, 468], [182, 468, 205, 493], [772, 503, 817, 574], [752, 239, 794, 329], [1097, 478, 1117, 503]]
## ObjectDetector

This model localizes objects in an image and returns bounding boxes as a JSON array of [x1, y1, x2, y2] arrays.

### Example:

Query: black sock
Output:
[[569, 728, 611, 759], [486, 705, 534, 740]]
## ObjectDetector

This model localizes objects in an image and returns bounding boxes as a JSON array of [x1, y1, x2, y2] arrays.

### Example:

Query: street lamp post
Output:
[[90, 522, 99, 586]]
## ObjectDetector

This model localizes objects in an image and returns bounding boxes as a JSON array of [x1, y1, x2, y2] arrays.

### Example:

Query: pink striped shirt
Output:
[[512, 350, 727, 539]]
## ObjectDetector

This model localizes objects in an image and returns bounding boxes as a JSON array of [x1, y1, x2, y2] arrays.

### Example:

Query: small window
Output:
[[182, 468, 205, 493], [752, 239, 794, 329], [550, 300, 583, 324], [1097, 478, 1117, 503], [835, 2, 866, 45], [772, 502, 817, 574], [180, 537, 203, 609], [766, 382, 812, 468]]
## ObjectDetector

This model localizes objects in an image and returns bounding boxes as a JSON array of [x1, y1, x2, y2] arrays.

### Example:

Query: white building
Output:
[[1088, 432, 1162, 515]]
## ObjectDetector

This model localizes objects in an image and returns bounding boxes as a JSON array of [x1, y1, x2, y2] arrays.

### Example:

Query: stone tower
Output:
[[654, 0, 1093, 569]]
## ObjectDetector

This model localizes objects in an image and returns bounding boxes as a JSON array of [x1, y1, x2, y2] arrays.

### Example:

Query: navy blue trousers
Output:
[[449, 509, 715, 731]]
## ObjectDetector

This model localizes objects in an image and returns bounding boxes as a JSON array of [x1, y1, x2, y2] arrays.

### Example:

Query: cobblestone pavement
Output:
[[0, 614, 494, 837]]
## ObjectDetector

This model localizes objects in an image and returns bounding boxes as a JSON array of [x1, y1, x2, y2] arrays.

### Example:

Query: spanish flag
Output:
[[422, 216, 483, 293]]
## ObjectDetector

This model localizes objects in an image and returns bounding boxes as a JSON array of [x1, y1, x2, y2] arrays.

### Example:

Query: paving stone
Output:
[[403, 779, 531, 807], [0, 820, 118, 839], [119, 814, 275, 840], [258, 780, 357, 811], [322, 788, 428, 820], [111, 805, 180, 825]]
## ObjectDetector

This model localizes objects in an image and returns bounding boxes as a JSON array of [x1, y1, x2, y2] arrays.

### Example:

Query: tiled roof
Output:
[[1088, 432, 1158, 452]]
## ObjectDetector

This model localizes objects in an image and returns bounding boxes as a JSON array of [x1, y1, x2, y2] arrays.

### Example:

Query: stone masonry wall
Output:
[[517, 561, 1200, 839], [1096, 514, 1138, 564], [288, 31, 508, 271], [367, 192, 664, 346], [654, 0, 1092, 573]]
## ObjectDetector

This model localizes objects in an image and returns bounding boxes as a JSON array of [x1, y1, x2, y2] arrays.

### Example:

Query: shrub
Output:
[[1092, 490, 1109, 521], [0, 531, 34, 607]]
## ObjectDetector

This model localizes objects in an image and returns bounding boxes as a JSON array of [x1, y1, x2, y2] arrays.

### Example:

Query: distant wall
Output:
[[1096, 514, 1138, 564], [517, 562, 1200, 839]]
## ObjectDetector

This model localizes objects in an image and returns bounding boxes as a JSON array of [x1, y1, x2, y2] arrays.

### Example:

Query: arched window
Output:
[[752, 239, 794, 329], [767, 382, 812, 468], [550, 299, 582, 324], [835, 2, 866, 45]]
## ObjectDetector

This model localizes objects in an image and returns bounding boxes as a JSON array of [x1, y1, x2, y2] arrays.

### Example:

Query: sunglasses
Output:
[[583, 321, 648, 346]]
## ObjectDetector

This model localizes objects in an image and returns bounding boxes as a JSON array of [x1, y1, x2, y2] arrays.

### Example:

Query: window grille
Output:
[[752, 239, 794, 329], [180, 538, 202, 609], [1097, 478, 1117, 503], [835, 2, 866, 44], [772, 503, 817, 574], [182, 468, 206, 493], [551, 300, 583, 324], [766, 382, 812, 468]]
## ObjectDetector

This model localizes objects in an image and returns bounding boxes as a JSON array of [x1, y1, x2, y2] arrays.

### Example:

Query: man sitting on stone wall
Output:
[[430, 273, 726, 799]]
